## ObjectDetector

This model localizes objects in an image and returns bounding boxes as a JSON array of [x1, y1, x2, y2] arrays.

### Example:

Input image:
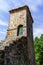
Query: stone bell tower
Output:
[[6, 6, 33, 40], [6, 6, 35, 65]]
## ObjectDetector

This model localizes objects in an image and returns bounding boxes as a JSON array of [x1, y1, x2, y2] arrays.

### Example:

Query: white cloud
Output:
[[0, 0, 9, 12], [0, 0, 13, 12], [0, 20, 8, 26], [33, 28, 43, 38], [0, 31, 6, 34], [24, 0, 43, 12], [0, 31, 7, 40], [0, 0, 43, 12], [11, 0, 43, 12]]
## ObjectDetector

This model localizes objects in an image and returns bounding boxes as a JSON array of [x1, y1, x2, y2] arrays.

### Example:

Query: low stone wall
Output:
[[0, 36, 30, 65]]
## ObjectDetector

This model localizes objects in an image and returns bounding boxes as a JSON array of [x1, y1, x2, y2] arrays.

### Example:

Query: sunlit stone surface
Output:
[[0, 6, 35, 65]]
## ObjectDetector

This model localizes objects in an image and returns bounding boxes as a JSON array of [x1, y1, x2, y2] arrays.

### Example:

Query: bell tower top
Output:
[[9, 5, 33, 23], [6, 5, 33, 40]]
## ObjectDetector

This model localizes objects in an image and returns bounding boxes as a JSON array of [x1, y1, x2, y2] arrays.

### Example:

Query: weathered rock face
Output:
[[0, 37, 30, 65]]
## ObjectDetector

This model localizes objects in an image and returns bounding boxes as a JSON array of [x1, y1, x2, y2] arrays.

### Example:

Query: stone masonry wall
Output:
[[6, 9, 27, 39], [0, 36, 30, 65]]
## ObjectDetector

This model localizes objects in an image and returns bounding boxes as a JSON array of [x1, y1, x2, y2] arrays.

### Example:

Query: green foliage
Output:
[[34, 34, 43, 65]]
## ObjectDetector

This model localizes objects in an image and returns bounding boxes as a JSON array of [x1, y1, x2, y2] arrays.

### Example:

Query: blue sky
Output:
[[0, 0, 43, 41]]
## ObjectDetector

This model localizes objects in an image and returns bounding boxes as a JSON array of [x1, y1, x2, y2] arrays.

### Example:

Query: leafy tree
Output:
[[34, 34, 43, 65]]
